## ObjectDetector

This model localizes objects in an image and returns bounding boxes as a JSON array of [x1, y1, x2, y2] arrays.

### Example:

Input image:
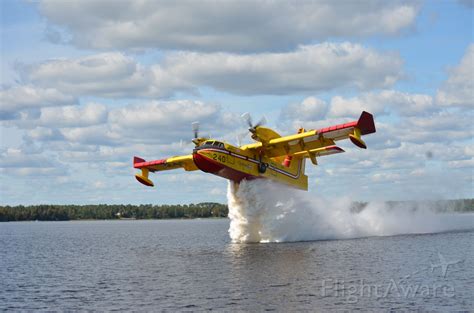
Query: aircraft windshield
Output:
[[202, 141, 224, 148]]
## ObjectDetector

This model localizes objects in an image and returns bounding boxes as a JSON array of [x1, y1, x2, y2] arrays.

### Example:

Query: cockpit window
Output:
[[201, 140, 224, 148]]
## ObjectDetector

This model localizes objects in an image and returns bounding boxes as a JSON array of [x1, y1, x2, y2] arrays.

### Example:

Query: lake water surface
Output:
[[0, 219, 473, 311]]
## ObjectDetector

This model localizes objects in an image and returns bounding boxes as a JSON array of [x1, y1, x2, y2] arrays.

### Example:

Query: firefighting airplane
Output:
[[133, 111, 376, 190]]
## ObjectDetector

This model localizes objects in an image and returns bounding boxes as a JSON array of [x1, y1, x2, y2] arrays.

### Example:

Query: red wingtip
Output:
[[357, 111, 376, 135]]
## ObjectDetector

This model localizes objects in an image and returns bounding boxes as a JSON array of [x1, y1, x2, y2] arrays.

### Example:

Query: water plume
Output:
[[227, 179, 473, 243]]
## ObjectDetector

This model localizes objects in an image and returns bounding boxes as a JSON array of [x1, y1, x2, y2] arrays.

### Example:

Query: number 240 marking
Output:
[[212, 153, 227, 163]]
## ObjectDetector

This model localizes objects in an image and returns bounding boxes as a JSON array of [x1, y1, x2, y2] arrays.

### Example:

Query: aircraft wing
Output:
[[243, 111, 376, 161], [133, 155, 198, 186]]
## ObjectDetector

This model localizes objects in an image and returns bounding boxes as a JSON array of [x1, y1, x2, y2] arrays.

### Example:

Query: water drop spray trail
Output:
[[227, 180, 474, 243]]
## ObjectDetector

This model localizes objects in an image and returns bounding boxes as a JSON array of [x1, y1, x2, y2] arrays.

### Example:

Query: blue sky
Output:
[[1, 0, 472, 205]]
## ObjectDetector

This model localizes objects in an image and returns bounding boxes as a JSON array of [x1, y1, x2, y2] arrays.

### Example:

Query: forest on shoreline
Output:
[[0, 202, 228, 222], [0, 199, 472, 222]]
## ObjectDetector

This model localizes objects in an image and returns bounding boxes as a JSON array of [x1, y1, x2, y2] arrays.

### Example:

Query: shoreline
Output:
[[0, 216, 230, 223]]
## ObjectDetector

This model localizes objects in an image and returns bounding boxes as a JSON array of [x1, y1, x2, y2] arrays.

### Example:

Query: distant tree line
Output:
[[0, 199, 472, 222], [0, 203, 228, 222]]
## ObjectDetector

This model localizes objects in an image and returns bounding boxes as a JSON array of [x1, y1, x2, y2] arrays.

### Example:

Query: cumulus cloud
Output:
[[27, 127, 64, 141], [0, 148, 52, 168], [327, 90, 434, 117], [108, 100, 221, 129], [280, 90, 435, 129], [107, 100, 242, 146], [39, 103, 108, 127], [0, 147, 68, 177], [397, 110, 473, 143], [59, 125, 122, 146], [281, 97, 328, 123], [164, 43, 403, 94], [436, 44, 474, 107], [17, 100, 240, 151], [0, 86, 77, 120], [19, 44, 403, 98], [20, 52, 191, 98], [279, 85, 471, 156], [38, 0, 420, 52]]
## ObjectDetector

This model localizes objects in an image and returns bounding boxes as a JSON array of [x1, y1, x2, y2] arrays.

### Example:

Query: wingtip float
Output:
[[133, 111, 376, 191]]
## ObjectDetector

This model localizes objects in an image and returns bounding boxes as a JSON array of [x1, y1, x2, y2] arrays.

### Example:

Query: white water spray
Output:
[[227, 180, 474, 243]]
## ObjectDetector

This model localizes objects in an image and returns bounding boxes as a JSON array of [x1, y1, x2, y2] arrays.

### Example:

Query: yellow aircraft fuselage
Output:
[[193, 141, 309, 190]]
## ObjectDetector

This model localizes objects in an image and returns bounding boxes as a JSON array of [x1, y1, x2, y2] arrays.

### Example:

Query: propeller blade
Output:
[[236, 132, 248, 146], [192, 121, 199, 139], [255, 116, 267, 128], [241, 112, 253, 128]]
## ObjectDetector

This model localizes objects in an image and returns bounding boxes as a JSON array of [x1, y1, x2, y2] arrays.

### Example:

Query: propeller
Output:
[[241, 112, 253, 129], [192, 121, 200, 139], [241, 112, 266, 133], [191, 121, 210, 146]]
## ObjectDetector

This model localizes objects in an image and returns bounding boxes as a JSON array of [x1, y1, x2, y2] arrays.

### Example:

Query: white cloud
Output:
[[27, 127, 64, 141], [38, 0, 420, 52], [0, 86, 77, 119], [93, 180, 107, 189], [395, 110, 473, 145], [108, 100, 220, 129], [18, 44, 403, 98], [371, 172, 401, 183], [15, 100, 240, 155], [0, 147, 68, 177], [163, 43, 403, 95], [38, 103, 108, 127], [106, 100, 240, 146], [0, 148, 52, 168], [327, 90, 434, 118], [448, 158, 474, 169], [1, 167, 66, 177], [281, 97, 328, 123], [436, 44, 474, 107], [21, 52, 190, 98], [279, 90, 436, 137], [59, 125, 122, 146]]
